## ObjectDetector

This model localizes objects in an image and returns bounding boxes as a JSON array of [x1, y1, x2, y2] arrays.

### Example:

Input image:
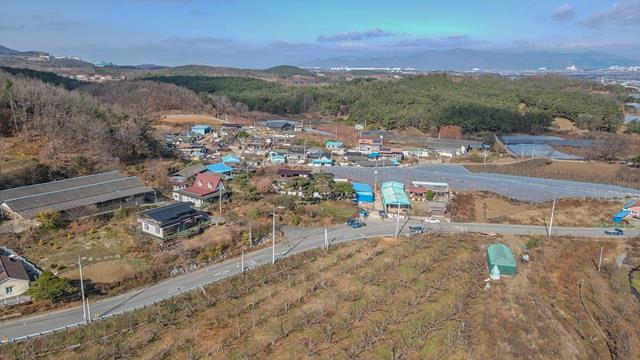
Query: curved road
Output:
[[1, 220, 638, 342]]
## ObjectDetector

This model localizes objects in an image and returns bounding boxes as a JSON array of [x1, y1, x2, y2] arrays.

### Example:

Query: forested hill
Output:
[[147, 74, 625, 133]]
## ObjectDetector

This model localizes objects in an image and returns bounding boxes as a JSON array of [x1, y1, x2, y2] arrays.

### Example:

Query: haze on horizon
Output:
[[1, 0, 639, 68]]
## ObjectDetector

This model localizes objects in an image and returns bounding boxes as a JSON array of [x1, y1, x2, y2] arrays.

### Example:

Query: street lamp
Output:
[[374, 170, 378, 192]]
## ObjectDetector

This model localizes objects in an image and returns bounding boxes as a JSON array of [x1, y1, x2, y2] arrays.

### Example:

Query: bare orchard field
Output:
[[3, 234, 640, 359], [465, 158, 640, 190], [452, 192, 624, 227]]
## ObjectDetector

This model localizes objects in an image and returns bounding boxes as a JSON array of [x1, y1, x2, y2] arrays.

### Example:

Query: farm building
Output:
[[0, 171, 155, 220], [137, 202, 210, 240], [409, 181, 451, 202], [191, 125, 213, 135], [380, 181, 411, 211], [352, 182, 374, 203], [0, 255, 31, 301], [263, 120, 300, 132], [486, 244, 516, 276], [172, 172, 229, 207]]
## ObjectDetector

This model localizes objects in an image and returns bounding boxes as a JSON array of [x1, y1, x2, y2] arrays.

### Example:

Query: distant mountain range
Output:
[[305, 49, 636, 71]]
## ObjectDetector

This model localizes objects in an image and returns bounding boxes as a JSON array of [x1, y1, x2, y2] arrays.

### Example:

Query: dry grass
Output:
[[452, 192, 624, 227], [466, 158, 640, 189], [4, 234, 640, 359], [63, 260, 138, 284]]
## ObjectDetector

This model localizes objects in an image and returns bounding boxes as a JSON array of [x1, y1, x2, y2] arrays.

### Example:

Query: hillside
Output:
[[3, 234, 639, 359], [263, 65, 313, 78], [0, 66, 83, 90], [147, 74, 625, 133]]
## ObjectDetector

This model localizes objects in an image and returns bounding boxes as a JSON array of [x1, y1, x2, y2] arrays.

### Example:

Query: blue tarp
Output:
[[612, 210, 630, 223], [206, 162, 233, 174]]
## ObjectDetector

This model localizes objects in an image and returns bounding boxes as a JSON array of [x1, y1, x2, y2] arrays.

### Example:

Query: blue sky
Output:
[[1, 0, 639, 67]]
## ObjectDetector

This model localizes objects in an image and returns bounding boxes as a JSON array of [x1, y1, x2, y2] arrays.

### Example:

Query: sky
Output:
[[1, 0, 639, 67]]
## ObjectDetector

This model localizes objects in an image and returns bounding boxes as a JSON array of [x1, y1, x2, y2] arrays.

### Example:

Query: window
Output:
[[143, 223, 149, 231], [207, 182, 212, 189], [5, 286, 13, 295], [197, 180, 203, 187]]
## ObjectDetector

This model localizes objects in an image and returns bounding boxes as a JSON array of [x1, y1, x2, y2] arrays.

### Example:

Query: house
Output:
[[311, 156, 333, 167], [380, 181, 411, 212], [325, 141, 344, 154], [624, 199, 640, 217], [402, 147, 430, 158], [172, 172, 228, 207], [244, 138, 269, 155], [220, 124, 244, 132], [191, 125, 213, 135], [0, 255, 30, 301], [378, 148, 404, 161], [206, 162, 234, 176], [263, 120, 301, 132], [269, 151, 287, 164], [342, 151, 367, 163], [277, 169, 312, 178], [170, 164, 208, 184], [409, 181, 450, 202], [285, 148, 307, 163], [137, 202, 210, 240], [0, 172, 155, 220], [353, 182, 374, 203], [222, 154, 240, 164], [357, 137, 383, 154]]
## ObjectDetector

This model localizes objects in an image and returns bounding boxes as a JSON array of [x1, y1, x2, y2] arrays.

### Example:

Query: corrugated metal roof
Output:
[[1, 172, 153, 218], [0, 171, 123, 203], [352, 182, 373, 193], [173, 164, 207, 178], [380, 181, 411, 207], [139, 202, 197, 223]]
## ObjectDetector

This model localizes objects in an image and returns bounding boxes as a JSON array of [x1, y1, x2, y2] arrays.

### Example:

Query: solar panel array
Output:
[[327, 165, 640, 203]]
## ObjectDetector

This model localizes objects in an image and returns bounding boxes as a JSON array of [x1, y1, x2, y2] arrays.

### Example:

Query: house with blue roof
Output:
[[191, 125, 213, 135], [206, 162, 234, 175], [222, 154, 240, 164], [352, 182, 374, 203], [311, 156, 333, 167], [269, 151, 286, 164], [325, 140, 344, 154], [380, 181, 411, 211]]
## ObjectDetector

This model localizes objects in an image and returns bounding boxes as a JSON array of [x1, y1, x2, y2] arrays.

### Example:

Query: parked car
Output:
[[604, 228, 624, 236], [424, 217, 441, 224], [346, 218, 366, 229], [410, 225, 425, 234]]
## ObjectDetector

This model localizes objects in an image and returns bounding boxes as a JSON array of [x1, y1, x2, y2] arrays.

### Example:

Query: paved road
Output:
[[327, 165, 640, 202], [2, 220, 638, 342]]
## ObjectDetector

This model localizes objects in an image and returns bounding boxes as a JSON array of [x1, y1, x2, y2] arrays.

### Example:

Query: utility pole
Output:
[[86, 297, 92, 323], [272, 206, 276, 264], [548, 197, 556, 236], [395, 202, 400, 237], [78, 257, 87, 324], [249, 227, 253, 247], [374, 170, 378, 192], [598, 246, 603, 272], [241, 250, 245, 273], [324, 228, 328, 251], [219, 186, 223, 215]]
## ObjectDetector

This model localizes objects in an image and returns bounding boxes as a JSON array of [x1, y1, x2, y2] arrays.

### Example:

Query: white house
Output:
[[0, 255, 30, 301]]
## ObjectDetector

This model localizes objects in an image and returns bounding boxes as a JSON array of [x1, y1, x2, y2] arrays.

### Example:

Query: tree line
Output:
[[147, 73, 625, 133]]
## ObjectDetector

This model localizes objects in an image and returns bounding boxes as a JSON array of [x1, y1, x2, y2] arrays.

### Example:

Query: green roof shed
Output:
[[486, 243, 516, 276]]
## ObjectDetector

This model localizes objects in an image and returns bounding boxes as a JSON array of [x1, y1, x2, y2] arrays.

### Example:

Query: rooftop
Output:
[[0, 171, 153, 218], [139, 202, 198, 225], [0, 255, 30, 282], [380, 181, 411, 207]]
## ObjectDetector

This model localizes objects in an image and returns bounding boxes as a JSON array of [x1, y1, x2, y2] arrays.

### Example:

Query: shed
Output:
[[612, 210, 630, 223], [191, 125, 213, 135], [486, 244, 516, 276], [352, 182, 374, 203], [380, 181, 411, 210], [222, 154, 240, 164]]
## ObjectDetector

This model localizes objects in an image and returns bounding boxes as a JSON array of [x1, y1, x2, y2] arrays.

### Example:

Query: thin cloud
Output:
[[269, 40, 314, 49], [582, 0, 640, 27], [161, 36, 231, 46], [551, 3, 575, 21], [317, 28, 396, 42], [36, 20, 80, 31], [387, 35, 485, 48]]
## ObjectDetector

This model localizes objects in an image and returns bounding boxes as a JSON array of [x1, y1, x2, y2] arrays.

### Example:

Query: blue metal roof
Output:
[[612, 210, 630, 223], [352, 182, 373, 193], [380, 181, 411, 207], [222, 154, 240, 163], [206, 163, 233, 174]]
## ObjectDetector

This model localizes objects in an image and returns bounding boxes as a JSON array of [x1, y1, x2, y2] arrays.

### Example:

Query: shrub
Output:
[[27, 271, 77, 301], [527, 237, 541, 249], [35, 209, 66, 230]]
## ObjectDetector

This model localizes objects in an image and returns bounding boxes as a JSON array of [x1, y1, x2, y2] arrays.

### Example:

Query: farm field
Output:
[[465, 158, 640, 189], [3, 234, 640, 359], [452, 192, 625, 227]]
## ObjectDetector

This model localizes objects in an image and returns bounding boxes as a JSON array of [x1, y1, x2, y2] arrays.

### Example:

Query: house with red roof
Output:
[[172, 172, 228, 207]]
